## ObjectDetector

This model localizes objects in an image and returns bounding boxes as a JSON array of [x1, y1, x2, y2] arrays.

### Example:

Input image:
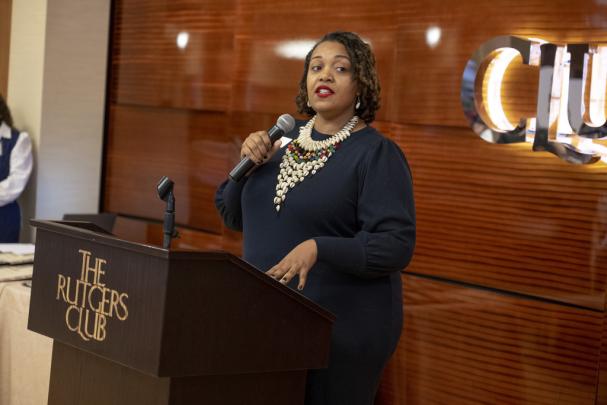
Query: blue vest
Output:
[[0, 129, 22, 242]]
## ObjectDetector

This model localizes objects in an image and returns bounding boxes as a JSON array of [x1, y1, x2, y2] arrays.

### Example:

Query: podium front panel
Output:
[[28, 223, 169, 375]]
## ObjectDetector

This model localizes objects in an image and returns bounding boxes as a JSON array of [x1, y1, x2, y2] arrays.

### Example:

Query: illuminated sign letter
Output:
[[461, 36, 533, 144], [462, 36, 605, 164], [567, 44, 607, 138]]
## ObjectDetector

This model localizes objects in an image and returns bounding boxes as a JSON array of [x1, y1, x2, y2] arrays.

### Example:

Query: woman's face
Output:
[[306, 41, 358, 121]]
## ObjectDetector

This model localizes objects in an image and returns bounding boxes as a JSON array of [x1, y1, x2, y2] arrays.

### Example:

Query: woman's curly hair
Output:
[[295, 31, 381, 124], [0, 95, 13, 128]]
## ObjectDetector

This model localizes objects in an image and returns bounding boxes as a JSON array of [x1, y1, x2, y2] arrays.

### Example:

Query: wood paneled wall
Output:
[[0, 0, 11, 97], [104, 0, 607, 403]]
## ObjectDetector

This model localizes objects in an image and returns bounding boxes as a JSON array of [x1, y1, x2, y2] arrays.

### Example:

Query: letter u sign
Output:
[[461, 36, 607, 164]]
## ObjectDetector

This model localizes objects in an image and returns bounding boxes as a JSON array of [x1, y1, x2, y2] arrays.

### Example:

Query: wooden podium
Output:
[[27, 220, 334, 405]]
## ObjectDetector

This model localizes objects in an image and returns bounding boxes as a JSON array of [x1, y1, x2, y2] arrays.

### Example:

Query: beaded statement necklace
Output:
[[273, 115, 359, 212]]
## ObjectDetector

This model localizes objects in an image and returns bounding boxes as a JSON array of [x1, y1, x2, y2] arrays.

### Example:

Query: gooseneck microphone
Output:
[[157, 176, 178, 249], [229, 114, 296, 182]]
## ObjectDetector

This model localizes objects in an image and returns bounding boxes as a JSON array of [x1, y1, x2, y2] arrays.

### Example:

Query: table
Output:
[[0, 280, 52, 405]]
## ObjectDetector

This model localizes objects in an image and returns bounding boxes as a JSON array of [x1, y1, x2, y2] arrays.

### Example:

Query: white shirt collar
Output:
[[0, 122, 11, 140]]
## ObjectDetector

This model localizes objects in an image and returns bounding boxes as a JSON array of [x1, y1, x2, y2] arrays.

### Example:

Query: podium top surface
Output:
[[31, 219, 168, 258]]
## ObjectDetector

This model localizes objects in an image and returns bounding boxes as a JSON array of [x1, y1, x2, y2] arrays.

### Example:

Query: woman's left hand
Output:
[[267, 239, 317, 291]]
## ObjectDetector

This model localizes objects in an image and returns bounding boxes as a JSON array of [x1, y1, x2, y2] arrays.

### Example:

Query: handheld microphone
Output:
[[229, 114, 295, 182]]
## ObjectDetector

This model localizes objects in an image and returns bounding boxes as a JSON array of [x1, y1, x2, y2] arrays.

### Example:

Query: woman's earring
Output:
[[355, 98, 361, 110], [307, 99, 311, 108]]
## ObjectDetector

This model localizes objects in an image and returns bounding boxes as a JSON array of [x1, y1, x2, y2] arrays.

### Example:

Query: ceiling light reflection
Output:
[[275, 40, 316, 60], [176, 32, 189, 50], [426, 26, 441, 49]]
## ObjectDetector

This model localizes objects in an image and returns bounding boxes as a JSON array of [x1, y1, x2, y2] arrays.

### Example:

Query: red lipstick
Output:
[[315, 85, 334, 98]]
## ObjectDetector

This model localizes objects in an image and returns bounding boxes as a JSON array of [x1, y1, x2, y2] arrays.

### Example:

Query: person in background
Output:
[[215, 31, 415, 405], [0, 95, 33, 242]]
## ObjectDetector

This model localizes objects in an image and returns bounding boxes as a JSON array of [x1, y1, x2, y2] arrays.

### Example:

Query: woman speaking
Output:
[[216, 31, 415, 405]]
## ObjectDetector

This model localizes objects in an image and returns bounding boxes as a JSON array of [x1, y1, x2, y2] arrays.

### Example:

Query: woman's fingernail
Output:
[[297, 285, 303, 291]]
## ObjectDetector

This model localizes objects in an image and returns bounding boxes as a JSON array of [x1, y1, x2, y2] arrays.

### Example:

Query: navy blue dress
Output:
[[215, 122, 415, 405], [0, 129, 23, 242]]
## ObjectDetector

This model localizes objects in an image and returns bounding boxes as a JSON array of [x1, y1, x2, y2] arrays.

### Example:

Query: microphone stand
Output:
[[163, 191, 175, 249], [157, 176, 178, 249]]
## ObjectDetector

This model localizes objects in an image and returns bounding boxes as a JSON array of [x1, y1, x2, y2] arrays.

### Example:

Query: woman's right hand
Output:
[[241, 131, 282, 166]]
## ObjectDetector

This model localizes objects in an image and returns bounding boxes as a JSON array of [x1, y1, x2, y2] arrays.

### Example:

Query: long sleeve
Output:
[[214, 177, 249, 231], [0, 132, 33, 207], [313, 138, 416, 277]]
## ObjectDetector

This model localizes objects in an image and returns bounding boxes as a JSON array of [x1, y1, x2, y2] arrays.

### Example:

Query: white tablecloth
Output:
[[0, 280, 52, 405]]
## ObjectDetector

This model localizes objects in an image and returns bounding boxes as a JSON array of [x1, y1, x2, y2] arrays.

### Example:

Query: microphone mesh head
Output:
[[276, 114, 296, 133]]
